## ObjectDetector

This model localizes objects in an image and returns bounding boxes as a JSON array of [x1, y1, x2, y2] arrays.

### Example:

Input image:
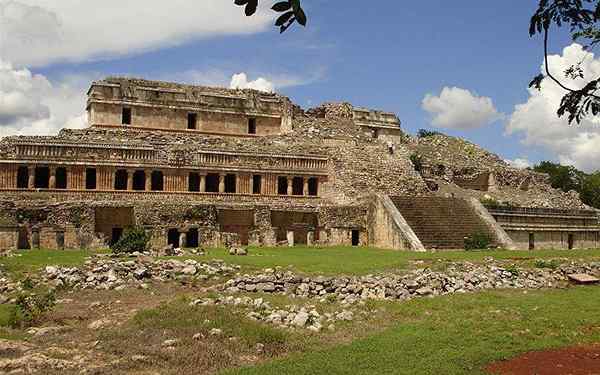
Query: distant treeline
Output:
[[534, 161, 600, 209]]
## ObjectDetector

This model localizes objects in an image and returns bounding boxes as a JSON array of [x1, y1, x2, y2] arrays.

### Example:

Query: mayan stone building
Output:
[[0, 77, 597, 251]]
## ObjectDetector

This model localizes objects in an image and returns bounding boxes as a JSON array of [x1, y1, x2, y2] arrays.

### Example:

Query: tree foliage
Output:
[[534, 160, 600, 208], [530, 0, 600, 123], [234, 0, 307, 33]]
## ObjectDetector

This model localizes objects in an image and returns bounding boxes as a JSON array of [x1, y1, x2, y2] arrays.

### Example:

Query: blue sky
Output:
[[2, 1, 599, 171]]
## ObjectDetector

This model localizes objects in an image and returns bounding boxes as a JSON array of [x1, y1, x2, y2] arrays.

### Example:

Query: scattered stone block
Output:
[[567, 274, 600, 284]]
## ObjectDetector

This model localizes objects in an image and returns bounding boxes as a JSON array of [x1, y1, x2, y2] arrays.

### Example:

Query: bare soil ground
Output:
[[486, 345, 600, 375]]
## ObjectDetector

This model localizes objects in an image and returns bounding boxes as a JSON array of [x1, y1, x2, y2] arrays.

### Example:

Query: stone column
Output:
[[27, 166, 35, 189], [287, 176, 293, 196], [286, 230, 294, 247], [303, 177, 309, 196], [111, 168, 117, 190], [179, 232, 186, 249], [49, 167, 56, 189], [127, 170, 134, 191], [218, 173, 225, 193], [200, 174, 206, 193], [307, 231, 315, 246], [145, 170, 152, 191]]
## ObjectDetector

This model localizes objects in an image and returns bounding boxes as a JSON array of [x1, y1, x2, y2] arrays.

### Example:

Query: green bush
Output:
[[464, 232, 492, 251], [409, 154, 423, 172], [479, 196, 499, 207], [505, 264, 520, 277], [534, 259, 560, 270], [111, 226, 150, 254], [417, 129, 443, 138], [9, 290, 56, 328]]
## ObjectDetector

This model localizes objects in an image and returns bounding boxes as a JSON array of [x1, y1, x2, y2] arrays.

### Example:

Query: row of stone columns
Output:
[[285, 176, 317, 196]]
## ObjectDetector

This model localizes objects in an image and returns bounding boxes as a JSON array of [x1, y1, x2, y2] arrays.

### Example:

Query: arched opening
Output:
[[34, 167, 50, 189], [189, 172, 200, 192], [114, 169, 128, 190], [55, 167, 67, 189], [186, 228, 199, 248], [167, 228, 180, 248], [132, 170, 145, 190], [17, 166, 28, 189], [151, 171, 164, 191]]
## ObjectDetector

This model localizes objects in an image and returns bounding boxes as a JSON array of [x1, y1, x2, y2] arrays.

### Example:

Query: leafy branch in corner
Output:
[[234, 0, 307, 33], [529, 0, 600, 123]]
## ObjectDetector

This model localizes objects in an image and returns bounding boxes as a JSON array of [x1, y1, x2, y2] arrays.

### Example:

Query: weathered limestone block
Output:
[[286, 231, 294, 247]]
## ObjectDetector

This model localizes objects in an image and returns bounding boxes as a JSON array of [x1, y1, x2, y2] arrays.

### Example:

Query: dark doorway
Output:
[[114, 169, 128, 190], [122, 107, 132, 125], [167, 228, 180, 248], [308, 177, 319, 196], [34, 167, 49, 189], [55, 167, 67, 189], [352, 230, 360, 246], [17, 166, 28, 189], [111, 227, 123, 246], [17, 228, 30, 249], [85, 168, 97, 190], [277, 176, 288, 195], [189, 172, 200, 192], [529, 233, 535, 250], [187, 113, 197, 130], [133, 170, 145, 190], [186, 228, 199, 248], [248, 118, 257, 134], [151, 171, 164, 191], [292, 177, 303, 195], [252, 175, 262, 195], [56, 231, 65, 249], [224, 174, 236, 193], [568, 234, 575, 250], [206, 173, 219, 192]]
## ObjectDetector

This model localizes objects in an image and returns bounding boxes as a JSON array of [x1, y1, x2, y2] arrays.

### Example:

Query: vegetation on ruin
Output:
[[463, 232, 493, 251], [416, 129, 444, 138], [534, 160, 600, 208], [111, 227, 151, 254]]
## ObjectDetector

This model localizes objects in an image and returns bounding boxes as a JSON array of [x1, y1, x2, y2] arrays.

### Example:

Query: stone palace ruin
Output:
[[0, 77, 597, 251]]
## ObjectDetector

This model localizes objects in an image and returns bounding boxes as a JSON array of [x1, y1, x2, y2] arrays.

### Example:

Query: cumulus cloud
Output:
[[0, 0, 272, 67], [506, 43, 600, 172], [505, 158, 532, 169], [422, 87, 502, 130], [229, 73, 275, 92], [0, 59, 88, 136]]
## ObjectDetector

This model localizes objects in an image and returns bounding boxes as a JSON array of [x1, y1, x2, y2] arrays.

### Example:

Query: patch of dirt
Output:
[[486, 344, 600, 375]]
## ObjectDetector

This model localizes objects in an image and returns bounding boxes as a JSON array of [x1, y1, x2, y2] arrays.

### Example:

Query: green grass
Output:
[[225, 286, 600, 375], [0, 248, 108, 279], [0, 304, 15, 327], [196, 246, 600, 275]]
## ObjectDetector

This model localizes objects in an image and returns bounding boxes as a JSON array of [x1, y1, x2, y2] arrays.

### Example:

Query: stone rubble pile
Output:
[[0, 270, 19, 303], [43, 257, 240, 290], [190, 295, 356, 332], [223, 261, 600, 304]]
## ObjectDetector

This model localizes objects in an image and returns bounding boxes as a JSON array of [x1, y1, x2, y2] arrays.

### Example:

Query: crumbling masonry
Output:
[[0, 77, 597, 251]]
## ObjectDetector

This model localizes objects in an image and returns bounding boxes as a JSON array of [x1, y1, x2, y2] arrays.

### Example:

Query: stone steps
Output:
[[391, 197, 495, 250]]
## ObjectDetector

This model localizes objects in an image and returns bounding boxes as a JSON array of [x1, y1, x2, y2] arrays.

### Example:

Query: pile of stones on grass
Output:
[[190, 295, 356, 332], [43, 256, 240, 290], [0, 270, 19, 304], [222, 260, 600, 304]]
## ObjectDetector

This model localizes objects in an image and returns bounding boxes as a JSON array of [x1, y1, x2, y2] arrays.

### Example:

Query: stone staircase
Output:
[[391, 196, 494, 250]]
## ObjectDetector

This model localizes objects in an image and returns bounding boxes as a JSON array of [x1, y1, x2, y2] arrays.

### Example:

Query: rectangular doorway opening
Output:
[[17, 167, 28, 189], [252, 175, 262, 195], [277, 176, 288, 195], [189, 172, 200, 192], [114, 169, 128, 190], [34, 167, 50, 189], [529, 233, 535, 250], [187, 113, 197, 130], [85, 168, 97, 190], [352, 230, 360, 246], [167, 228, 180, 248], [55, 167, 67, 189], [17, 228, 30, 250], [206, 173, 219, 193], [248, 118, 257, 134], [111, 227, 123, 246], [568, 234, 575, 250], [186, 228, 199, 248], [56, 231, 65, 249], [122, 107, 131, 125]]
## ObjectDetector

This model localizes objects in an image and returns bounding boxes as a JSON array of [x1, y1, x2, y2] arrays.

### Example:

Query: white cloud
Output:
[[422, 87, 502, 130], [0, 0, 272, 67], [506, 43, 600, 173], [0, 59, 88, 137], [229, 73, 274, 92], [505, 158, 531, 169]]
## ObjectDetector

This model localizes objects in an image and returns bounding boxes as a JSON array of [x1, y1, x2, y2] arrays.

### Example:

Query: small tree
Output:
[[111, 227, 150, 254]]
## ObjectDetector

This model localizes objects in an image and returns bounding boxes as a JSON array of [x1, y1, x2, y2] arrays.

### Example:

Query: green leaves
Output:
[[235, 0, 307, 33]]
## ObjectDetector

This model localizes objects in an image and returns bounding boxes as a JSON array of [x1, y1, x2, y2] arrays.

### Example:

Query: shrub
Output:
[[505, 264, 520, 277], [464, 232, 492, 251], [10, 290, 56, 328], [111, 226, 150, 254], [534, 259, 560, 270], [480, 196, 499, 207], [409, 154, 423, 172], [417, 129, 443, 138]]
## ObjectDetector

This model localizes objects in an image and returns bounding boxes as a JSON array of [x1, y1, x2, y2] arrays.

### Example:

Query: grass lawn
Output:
[[0, 248, 107, 279], [199, 246, 600, 275], [225, 286, 600, 375]]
